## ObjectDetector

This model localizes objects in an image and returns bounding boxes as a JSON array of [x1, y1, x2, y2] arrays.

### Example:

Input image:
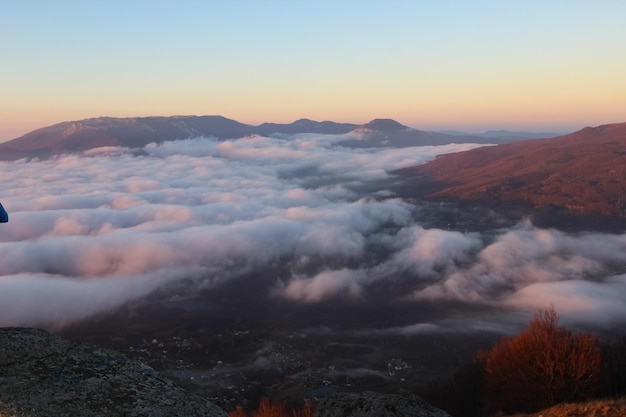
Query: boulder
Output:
[[0, 327, 226, 417]]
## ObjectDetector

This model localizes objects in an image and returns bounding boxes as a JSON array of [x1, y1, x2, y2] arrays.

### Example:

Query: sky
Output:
[[1, 1, 626, 141], [1, 134, 625, 331]]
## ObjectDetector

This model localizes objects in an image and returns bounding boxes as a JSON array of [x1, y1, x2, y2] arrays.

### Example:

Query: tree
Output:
[[252, 397, 288, 417], [417, 358, 486, 417], [601, 336, 626, 397], [229, 405, 248, 417], [229, 398, 314, 417], [484, 306, 604, 413]]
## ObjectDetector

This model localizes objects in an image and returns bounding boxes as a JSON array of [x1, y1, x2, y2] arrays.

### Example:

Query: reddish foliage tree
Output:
[[602, 336, 626, 396], [229, 398, 315, 417], [229, 405, 248, 417], [484, 306, 604, 413], [252, 397, 288, 417]]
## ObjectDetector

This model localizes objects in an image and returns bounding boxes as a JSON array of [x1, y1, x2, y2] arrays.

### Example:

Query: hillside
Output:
[[410, 122, 626, 216]]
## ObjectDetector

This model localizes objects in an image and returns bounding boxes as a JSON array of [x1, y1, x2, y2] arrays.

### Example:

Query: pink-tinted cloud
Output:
[[1, 134, 625, 331]]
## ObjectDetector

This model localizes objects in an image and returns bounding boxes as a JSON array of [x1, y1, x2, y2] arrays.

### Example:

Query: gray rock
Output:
[[314, 391, 451, 417], [0, 327, 227, 417]]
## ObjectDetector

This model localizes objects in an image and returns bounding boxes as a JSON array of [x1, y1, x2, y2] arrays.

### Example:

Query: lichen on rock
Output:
[[0, 327, 227, 417], [314, 390, 451, 417]]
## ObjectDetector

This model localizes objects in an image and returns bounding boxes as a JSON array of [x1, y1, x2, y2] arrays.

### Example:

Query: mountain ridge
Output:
[[438, 129, 560, 140], [0, 115, 552, 161]]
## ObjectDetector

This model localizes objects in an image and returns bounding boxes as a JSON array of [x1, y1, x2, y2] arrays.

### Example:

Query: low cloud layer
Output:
[[1, 134, 625, 332]]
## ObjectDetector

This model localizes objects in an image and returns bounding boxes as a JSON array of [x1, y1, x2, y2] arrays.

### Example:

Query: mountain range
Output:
[[410, 122, 626, 217], [2, 115, 622, 217], [0, 115, 554, 161], [438, 129, 561, 140]]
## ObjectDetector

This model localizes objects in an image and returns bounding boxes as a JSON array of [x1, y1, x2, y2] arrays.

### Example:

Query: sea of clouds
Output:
[[1, 134, 625, 331]]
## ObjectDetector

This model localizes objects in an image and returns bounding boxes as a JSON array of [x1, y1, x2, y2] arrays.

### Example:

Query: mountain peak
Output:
[[361, 119, 410, 132], [293, 118, 317, 124]]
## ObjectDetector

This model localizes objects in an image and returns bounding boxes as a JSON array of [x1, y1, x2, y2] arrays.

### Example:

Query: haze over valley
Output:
[[1, 116, 625, 408]]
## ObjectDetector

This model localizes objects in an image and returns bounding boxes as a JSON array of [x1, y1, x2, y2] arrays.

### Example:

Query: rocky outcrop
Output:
[[314, 391, 451, 417], [0, 327, 226, 417]]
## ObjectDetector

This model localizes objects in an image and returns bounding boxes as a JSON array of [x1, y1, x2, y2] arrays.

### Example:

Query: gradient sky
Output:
[[1, 0, 626, 141]]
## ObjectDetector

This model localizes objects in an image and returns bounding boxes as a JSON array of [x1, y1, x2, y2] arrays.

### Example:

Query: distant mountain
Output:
[[438, 129, 560, 140], [255, 118, 358, 135], [0, 116, 254, 160], [0, 116, 364, 161], [361, 118, 409, 132], [409, 122, 626, 216], [337, 119, 514, 148], [478, 130, 560, 139], [0, 116, 525, 161]]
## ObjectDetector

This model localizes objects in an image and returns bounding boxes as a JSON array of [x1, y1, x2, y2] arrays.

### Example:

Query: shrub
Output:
[[252, 397, 288, 417], [229, 405, 248, 417], [601, 336, 626, 397], [484, 306, 604, 414], [292, 401, 315, 417], [229, 397, 315, 417], [417, 359, 486, 417]]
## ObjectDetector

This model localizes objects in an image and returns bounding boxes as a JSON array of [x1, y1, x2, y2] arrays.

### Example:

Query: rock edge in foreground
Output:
[[0, 327, 226, 417]]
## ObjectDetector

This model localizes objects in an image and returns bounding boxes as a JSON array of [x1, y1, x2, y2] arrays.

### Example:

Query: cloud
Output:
[[0, 267, 204, 329], [382, 226, 483, 278], [1, 134, 625, 331], [1, 135, 480, 327], [276, 269, 365, 303], [410, 222, 626, 327], [503, 275, 626, 329]]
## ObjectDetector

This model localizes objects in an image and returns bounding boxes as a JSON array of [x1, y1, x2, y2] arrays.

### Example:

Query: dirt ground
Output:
[[510, 397, 626, 417]]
